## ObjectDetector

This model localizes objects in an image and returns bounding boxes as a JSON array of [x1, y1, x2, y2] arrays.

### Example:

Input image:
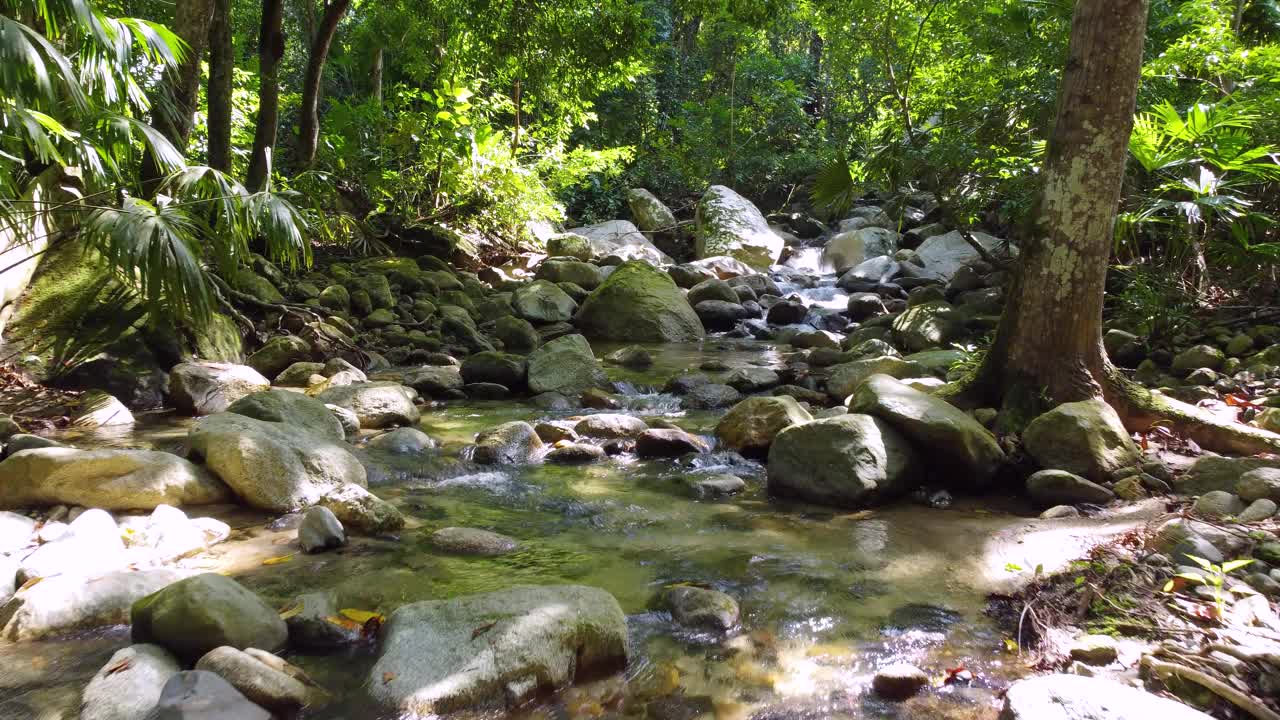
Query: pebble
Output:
[[871, 663, 929, 700], [1069, 634, 1118, 665]]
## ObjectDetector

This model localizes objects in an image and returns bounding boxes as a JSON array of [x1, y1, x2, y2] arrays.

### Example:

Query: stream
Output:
[[0, 336, 1163, 720]]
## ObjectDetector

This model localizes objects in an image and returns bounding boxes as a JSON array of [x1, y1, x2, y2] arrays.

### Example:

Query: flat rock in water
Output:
[[657, 585, 739, 631], [1, 568, 189, 642], [429, 527, 519, 556], [0, 447, 230, 511], [999, 674, 1213, 719], [194, 646, 319, 713], [369, 585, 629, 715]]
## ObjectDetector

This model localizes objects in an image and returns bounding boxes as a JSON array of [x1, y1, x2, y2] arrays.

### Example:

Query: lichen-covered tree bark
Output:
[[959, 0, 1280, 454]]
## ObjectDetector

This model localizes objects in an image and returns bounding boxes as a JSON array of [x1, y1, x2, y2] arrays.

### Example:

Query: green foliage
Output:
[[1164, 555, 1254, 621], [0, 0, 310, 328]]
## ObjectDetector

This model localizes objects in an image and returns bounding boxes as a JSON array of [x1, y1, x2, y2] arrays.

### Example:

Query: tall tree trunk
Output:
[[960, 0, 1149, 420], [370, 46, 384, 107], [140, 0, 216, 194], [206, 0, 234, 172], [948, 0, 1280, 455], [297, 0, 352, 169], [246, 0, 285, 192], [511, 80, 522, 154]]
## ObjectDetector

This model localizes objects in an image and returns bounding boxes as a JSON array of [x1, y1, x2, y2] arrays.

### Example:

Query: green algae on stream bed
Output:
[[0, 340, 1162, 720]]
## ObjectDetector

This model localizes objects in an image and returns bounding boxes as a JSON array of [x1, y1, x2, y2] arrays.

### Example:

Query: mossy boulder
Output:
[[695, 185, 784, 269], [526, 334, 609, 396], [131, 574, 286, 662], [1023, 399, 1141, 481], [767, 413, 920, 507], [460, 352, 527, 390], [574, 261, 704, 343], [513, 280, 578, 323], [230, 269, 283, 304], [246, 335, 312, 378], [716, 396, 813, 456]]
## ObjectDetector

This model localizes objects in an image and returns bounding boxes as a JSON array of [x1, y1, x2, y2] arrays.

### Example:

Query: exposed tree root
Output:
[[1141, 655, 1280, 720], [1104, 368, 1280, 456]]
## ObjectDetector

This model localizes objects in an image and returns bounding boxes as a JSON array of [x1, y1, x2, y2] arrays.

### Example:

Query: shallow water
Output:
[[0, 339, 1159, 720]]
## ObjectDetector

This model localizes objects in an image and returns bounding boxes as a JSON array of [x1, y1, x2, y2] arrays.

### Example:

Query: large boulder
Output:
[[826, 357, 927, 400], [527, 334, 609, 396], [460, 352, 528, 390], [0, 568, 188, 641], [314, 381, 420, 428], [916, 230, 1013, 281], [1023, 399, 1141, 481], [369, 585, 629, 715], [0, 447, 230, 510], [767, 414, 921, 507], [567, 220, 671, 265], [402, 365, 465, 397], [999, 674, 1213, 720], [81, 644, 181, 720], [513, 280, 578, 323], [716, 396, 813, 456], [169, 362, 270, 416], [1176, 455, 1280, 495], [891, 301, 964, 352], [225, 389, 344, 441], [823, 227, 901, 273], [575, 260, 705, 343], [131, 573, 287, 662], [246, 335, 312, 378], [188, 413, 366, 512], [848, 374, 1004, 487], [695, 185, 784, 269], [627, 188, 678, 233], [535, 260, 607, 290]]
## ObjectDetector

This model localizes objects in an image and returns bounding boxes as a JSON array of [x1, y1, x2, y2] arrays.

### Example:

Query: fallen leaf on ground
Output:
[[262, 554, 295, 566]]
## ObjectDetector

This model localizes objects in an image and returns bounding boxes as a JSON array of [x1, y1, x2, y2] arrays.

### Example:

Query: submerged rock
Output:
[[194, 646, 322, 713], [369, 585, 629, 715], [656, 584, 739, 631], [429, 527, 519, 556]]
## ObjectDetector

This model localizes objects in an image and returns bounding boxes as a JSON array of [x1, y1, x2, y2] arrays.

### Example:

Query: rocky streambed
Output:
[[1, 186, 1278, 719]]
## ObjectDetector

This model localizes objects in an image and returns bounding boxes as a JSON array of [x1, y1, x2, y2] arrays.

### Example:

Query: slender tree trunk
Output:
[[206, 0, 234, 172], [962, 0, 1150, 416], [140, 0, 216, 194], [511, 80, 522, 154], [370, 46, 384, 106], [246, 0, 285, 192], [297, 0, 352, 168]]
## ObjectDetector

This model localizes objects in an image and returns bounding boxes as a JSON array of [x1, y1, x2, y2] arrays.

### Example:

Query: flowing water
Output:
[[0, 339, 1162, 720]]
